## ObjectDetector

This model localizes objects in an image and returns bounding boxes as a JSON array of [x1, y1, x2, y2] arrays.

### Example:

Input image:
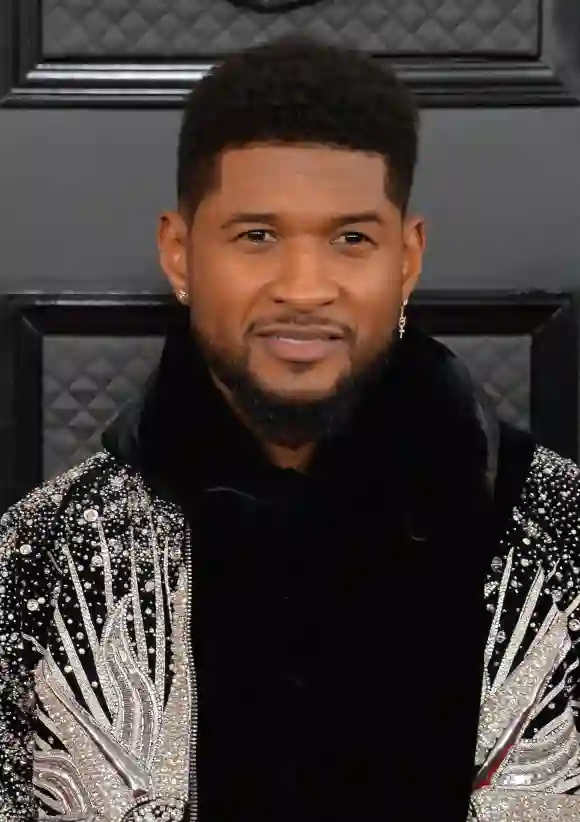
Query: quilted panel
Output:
[[43, 335, 163, 480], [438, 335, 530, 430], [42, 0, 540, 58], [42, 332, 530, 479]]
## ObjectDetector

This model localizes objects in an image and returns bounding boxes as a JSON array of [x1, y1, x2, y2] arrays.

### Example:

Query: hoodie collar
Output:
[[103, 309, 501, 529]]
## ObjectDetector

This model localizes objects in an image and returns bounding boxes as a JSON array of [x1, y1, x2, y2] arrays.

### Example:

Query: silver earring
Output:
[[177, 289, 189, 305], [398, 299, 408, 339]]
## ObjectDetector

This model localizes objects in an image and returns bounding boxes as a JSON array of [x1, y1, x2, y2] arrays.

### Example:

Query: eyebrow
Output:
[[220, 211, 386, 231]]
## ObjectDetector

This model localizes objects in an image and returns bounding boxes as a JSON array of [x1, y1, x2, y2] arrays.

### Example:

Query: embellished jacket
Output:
[[2, 324, 580, 822]]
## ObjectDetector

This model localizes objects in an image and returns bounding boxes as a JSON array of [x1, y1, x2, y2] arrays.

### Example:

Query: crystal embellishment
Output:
[[121, 797, 186, 820]]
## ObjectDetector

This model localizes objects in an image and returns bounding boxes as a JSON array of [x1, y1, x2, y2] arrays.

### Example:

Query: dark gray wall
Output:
[[0, 106, 579, 294]]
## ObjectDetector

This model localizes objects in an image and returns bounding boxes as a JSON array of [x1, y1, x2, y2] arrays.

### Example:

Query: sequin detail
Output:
[[471, 787, 580, 821], [0, 453, 190, 821], [33, 569, 191, 820]]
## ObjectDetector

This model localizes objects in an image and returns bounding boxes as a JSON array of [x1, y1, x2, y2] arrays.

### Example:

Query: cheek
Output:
[[350, 280, 402, 348], [188, 267, 261, 349]]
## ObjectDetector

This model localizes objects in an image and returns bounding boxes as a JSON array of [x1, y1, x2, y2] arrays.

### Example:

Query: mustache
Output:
[[249, 315, 354, 341]]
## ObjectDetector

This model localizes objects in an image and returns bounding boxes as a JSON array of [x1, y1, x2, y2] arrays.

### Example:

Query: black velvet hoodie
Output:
[[103, 310, 536, 822]]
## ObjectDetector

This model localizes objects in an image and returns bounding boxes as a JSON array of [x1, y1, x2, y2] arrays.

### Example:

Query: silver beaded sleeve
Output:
[[0, 508, 38, 821], [471, 447, 580, 820], [0, 453, 109, 821]]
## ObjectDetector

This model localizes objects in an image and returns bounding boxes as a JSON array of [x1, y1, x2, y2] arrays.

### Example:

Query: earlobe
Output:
[[401, 265, 419, 305]]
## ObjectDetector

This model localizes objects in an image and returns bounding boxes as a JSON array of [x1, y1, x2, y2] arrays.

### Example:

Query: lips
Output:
[[255, 326, 345, 341], [253, 326, 346, 363]]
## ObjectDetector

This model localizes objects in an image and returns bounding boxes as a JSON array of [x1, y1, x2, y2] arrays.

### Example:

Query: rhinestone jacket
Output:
[[2, 446, 580, 821]]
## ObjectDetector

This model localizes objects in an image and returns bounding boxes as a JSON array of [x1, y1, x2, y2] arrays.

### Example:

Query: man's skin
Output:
[[157, 143, 426, 468]]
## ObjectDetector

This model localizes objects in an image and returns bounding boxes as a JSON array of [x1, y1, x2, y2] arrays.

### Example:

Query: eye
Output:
[[235, 229, 276, 243], [333, 231, 374, 246]]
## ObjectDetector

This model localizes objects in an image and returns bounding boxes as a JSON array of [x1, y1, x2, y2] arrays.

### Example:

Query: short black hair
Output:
[[177, 35, 419, 218]]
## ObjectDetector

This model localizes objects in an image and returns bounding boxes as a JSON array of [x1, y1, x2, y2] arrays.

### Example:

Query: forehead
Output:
[[202, 144, 392, 216]]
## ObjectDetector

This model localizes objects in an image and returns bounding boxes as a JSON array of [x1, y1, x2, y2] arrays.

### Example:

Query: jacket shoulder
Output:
[[520, 446, 580, 532], [1, 451, 120, 533], [0, 450, 161, 553], [513, 445, 580, 597]]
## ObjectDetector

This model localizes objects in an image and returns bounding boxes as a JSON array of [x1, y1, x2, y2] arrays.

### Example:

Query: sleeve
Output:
[[469, 448, 580, 819], [538, 452, 580, 744], [0, 511, 37, 821]]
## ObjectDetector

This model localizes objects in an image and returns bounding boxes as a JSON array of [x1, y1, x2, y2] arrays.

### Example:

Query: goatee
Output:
[[190, 325, 392, 448]]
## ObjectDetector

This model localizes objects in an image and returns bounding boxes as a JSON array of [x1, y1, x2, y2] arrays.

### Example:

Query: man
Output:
[[1, 35, 579, 822]]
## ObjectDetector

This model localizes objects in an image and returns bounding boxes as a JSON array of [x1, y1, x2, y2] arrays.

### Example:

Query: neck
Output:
[[212, 373, 316, 470], [263, 440, 315, 471]]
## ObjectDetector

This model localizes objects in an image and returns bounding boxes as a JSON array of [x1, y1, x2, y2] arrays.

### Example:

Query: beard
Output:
[[190, 322, 393, 448]]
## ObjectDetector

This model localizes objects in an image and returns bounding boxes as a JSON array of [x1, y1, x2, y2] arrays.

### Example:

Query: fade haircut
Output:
[[177, 35, 419, 220]]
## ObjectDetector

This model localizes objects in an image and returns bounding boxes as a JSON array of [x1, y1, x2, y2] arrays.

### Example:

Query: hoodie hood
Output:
[[104, 308, 504, 522]]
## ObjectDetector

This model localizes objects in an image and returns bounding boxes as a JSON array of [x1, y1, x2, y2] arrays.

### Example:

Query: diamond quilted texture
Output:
[[437, 335, 530, 430], [42, 332, 531, 479], [42, 0, 539, 58], [43, 335, 163, 480]]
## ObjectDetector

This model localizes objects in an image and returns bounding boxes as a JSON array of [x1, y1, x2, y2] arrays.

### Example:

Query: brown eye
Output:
[[236, 229, 276, 243], [333, 232, 373, 246]]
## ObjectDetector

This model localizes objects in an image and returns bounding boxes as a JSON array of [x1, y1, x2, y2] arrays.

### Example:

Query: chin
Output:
[[276, 389, 336, 405], [257, 377, 340, 405]]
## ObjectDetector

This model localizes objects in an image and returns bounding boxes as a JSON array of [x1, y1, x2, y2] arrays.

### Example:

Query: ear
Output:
[[157, 210, 189, 298], [402, 215, 427, 302]]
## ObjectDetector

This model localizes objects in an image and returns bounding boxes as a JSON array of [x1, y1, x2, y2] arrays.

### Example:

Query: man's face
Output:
[[159, 144, 424, 435]]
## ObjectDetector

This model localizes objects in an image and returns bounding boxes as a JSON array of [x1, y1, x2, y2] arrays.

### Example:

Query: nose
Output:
[[268, 246, 339, 310]]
